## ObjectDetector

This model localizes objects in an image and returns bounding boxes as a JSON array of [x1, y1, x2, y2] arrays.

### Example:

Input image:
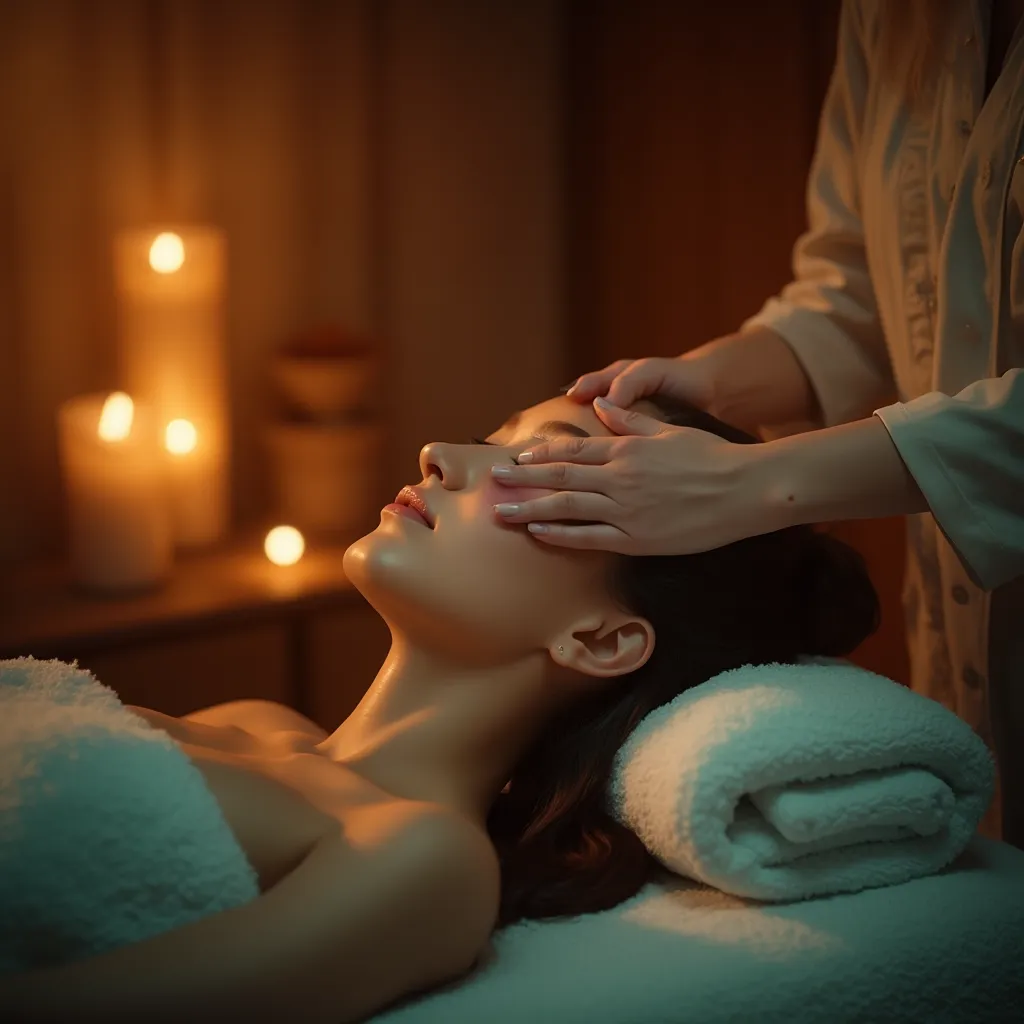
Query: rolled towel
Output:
[[607, 656, 996, 902], [0, 657, 259, 975]]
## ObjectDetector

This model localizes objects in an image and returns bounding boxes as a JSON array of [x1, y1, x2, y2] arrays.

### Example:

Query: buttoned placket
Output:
[[948, 6, 987, 202], [927, 3, 995, 727]]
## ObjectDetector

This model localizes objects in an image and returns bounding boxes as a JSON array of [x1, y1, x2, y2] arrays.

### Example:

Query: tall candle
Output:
[[58, 392, 172, 593], [114, 225, 229, 548]]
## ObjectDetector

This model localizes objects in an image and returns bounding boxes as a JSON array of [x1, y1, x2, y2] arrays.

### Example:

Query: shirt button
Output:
[[958, 119, 973, 136], [980, 160, 993, 188], [952, 584, 970, 604], [962, 665, 985, 691], [965, 32, 975, 45]]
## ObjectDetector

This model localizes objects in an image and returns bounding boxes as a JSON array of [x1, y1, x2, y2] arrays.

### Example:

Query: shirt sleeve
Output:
[[873, 368, 1024, 592], [741, 0, 896, 429]]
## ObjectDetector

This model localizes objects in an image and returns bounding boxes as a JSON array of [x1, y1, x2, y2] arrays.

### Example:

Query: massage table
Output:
[[377, 837, 1024, 1024]]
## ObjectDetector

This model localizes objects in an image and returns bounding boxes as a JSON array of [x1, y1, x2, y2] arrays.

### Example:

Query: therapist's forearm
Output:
[[689, 325, 824, 432], [755, 414, 930, 528]]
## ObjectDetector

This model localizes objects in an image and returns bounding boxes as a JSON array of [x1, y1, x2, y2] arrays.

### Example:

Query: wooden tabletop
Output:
[[0, 530, 361, 658]]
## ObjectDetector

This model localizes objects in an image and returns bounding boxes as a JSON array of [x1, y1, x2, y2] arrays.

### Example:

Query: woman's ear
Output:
[[548, 612, 654, 680]]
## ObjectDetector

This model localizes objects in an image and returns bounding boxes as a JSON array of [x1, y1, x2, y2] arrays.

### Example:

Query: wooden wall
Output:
[[563, 0, 910, 684], [0, 0, 564, 564]]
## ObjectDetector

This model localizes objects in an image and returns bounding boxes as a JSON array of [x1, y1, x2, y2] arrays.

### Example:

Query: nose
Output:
[[418, 441, 466, 489]]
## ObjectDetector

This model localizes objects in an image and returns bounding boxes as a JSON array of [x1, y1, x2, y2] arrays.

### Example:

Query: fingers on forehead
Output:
[[627, 398, 666, 421]]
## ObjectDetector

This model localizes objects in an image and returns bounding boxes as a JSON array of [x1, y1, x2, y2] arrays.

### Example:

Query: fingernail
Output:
[[559, 379, 579, 396], [595, 396, 615, 410], [527, 523, 549, 534], [516, 451, 534, 464], [491, 465, 512, 478], [494, 503, 521, 517]]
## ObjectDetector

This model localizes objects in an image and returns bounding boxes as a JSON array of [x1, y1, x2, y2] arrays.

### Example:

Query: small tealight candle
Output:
[[264, 525, 305, 567], [58, 392, 172, 593]]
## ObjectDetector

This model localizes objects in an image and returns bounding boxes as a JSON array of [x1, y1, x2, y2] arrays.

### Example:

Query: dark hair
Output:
[[485, 396, 880, 928]]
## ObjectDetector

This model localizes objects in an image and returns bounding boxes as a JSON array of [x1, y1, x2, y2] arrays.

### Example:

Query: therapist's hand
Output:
[[491, 397, 778, 555], [563, 355, 718, 414]]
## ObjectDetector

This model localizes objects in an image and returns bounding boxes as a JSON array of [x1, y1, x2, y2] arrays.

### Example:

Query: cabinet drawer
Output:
[[79, 623, 291, 716]]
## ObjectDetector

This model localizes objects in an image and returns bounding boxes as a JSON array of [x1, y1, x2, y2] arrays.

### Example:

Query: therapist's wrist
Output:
[[754, 415, 930, 529]]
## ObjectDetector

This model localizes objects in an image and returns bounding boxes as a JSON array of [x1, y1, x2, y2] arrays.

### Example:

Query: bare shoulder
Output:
[[349, 801, 500, 941], [184, 698, 329, 741], [297, 802, 499, 1019]]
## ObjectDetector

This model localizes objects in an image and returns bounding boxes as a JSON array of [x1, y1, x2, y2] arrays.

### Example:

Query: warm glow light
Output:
[[165, 418, 198, 455], [264, 525, 305, 566], [148, 232, 185, 274], [97, 392, 134, 442]]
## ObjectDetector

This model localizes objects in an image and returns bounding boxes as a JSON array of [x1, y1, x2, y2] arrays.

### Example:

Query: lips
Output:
[[394, 486, 435, 528]]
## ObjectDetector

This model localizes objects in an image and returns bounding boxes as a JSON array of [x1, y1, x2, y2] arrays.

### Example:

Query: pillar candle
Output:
[[113, 226, 229, 548], [58, 392, 172, 593]]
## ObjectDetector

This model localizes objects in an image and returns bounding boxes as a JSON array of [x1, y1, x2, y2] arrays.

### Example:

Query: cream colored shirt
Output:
[[743, 0, 1024, 784]]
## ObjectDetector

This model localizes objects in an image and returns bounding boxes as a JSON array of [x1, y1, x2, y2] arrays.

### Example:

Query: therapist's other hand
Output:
[[564, 355, 717, 413], [492, 398, 771, 555]]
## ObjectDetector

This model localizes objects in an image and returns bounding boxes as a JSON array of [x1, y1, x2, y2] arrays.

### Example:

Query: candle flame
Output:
[[265, 525, 305, 567], [165, 418, 198, 455], [149, 232, 185, 274], [98, 392, 134, 442]]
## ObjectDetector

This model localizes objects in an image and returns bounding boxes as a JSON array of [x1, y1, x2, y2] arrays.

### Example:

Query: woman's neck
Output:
[[317, 640, 565, 827]]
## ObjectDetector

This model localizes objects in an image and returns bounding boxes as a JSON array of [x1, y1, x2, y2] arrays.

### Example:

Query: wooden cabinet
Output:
[[0, 534, 391, 730], [81, 624, 293, 718]]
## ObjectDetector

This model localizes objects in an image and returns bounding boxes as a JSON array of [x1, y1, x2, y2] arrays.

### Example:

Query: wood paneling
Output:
[[377, 0, 564, 502], [565, 0, 840, 366]]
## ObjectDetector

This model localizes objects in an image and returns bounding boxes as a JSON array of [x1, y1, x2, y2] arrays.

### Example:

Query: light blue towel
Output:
[[0, 656, 259, 975], [606, 656, 996, 902]]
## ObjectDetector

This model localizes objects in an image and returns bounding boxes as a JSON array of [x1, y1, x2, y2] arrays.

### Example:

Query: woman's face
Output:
[[344, 395, 640, 666]]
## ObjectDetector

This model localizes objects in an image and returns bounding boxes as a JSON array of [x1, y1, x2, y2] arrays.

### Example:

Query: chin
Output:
[[342, 527, 429, 622], [342, 529, 392, 600], [342, 531, 522, 663]]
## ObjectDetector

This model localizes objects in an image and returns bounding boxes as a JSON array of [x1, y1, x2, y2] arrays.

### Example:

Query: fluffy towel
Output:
[[0, 657, 259, 975], [606, 656, 996, 902]]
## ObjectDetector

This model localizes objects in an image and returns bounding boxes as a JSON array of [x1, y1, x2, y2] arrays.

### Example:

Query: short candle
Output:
[[58, 392, 172, 593]]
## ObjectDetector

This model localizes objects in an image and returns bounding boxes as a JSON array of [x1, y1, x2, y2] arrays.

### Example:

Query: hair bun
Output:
[[798, 530, 880, 657]]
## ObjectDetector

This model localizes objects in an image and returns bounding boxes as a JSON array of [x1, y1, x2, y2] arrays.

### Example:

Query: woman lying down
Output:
[[5, 391, 878, 1022]]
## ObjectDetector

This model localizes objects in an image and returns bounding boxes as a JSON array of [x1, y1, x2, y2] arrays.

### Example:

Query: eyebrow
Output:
[[497, 412, 590, 439]]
